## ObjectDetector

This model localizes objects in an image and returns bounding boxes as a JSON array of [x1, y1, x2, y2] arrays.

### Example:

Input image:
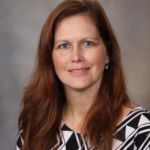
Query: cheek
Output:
[[52, 52, 68, 73], [86, 48, 107, 67]]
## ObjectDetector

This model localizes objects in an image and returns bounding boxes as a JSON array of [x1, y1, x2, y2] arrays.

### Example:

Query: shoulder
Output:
[[115, 106, 150, 149], [127, 106, 150, 127], [131, 107, 150, 149], [118, 106, 150, 128], [16, 130, 24, 150]]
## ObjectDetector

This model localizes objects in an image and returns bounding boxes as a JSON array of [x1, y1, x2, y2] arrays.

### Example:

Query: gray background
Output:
[[0, 0, 150, 149]]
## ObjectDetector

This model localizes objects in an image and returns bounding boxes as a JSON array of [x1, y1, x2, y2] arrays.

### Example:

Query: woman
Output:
[[16, 0, 150, 149]]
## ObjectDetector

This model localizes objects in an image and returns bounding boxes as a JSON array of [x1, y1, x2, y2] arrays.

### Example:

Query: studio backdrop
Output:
[[0, 0, 150, 149]]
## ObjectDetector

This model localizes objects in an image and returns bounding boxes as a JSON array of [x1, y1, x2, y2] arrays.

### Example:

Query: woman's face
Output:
[[52, 14, 109, 91]]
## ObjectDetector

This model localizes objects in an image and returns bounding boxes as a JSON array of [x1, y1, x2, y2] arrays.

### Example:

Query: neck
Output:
[[62, 83, 100, 128]]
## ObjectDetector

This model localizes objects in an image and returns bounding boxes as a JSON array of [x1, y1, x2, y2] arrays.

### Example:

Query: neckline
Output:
[[61, 106, 143, 135], [61, 121, 82, 135]]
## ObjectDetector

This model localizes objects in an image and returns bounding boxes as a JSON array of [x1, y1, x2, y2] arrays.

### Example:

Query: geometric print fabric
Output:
[[113, 106, 150, 150], [16, 106, 150, 150]]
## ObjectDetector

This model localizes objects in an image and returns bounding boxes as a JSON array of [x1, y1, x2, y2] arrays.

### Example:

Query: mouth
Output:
[[69, 68, 90, 72]]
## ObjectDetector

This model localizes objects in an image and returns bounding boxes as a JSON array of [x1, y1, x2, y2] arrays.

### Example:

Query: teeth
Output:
[[70, 68, 89, 72]]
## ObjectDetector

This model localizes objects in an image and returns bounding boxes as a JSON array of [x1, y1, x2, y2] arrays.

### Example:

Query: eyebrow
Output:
[[54, 37, 100, 44]]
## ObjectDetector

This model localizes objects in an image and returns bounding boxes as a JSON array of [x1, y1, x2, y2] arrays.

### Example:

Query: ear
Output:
[[105, 54, 109, 64]]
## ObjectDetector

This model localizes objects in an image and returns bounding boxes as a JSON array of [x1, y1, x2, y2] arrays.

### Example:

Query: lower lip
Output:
[[69, 69, 89, 76]]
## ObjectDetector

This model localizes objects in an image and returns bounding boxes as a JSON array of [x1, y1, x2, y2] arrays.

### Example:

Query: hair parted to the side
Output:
[[18, 0, 130, 149]]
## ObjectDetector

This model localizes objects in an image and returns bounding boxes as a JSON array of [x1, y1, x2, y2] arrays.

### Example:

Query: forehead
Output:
[[55, 14, 95, 29], [54, 14, 100, 40]]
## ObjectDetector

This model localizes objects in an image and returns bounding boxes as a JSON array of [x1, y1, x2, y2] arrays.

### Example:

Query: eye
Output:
[[59, 43, 69, 49], [84, 41, 94, 46]]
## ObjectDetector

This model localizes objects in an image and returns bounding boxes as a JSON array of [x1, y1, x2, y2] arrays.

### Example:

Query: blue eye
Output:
[[84, 41, 94, 46], [59, 44, 69, 49]]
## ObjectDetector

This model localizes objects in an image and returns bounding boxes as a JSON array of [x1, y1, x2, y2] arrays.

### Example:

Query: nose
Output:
[[70, 45, 84, 63]]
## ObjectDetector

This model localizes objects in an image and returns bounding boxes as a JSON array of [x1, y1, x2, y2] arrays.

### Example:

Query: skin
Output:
[[52, 14, 137, 133], [53, 14, 109, 91]]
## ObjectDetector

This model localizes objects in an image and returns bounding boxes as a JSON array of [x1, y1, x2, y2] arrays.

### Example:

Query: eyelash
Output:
[[84, 41, 94, 46], [58, 41, 95, 49], [58, 43, 69, 49]]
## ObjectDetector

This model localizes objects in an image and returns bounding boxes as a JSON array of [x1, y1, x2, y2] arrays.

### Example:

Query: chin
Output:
[[66, 83, 93, 91]]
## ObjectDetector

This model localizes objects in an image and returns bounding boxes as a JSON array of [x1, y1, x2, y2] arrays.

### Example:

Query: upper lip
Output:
[[68, 68, 90, 71]]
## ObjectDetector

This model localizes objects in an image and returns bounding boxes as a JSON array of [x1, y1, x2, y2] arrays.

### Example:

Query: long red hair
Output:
[[19, 0, 130, 149]]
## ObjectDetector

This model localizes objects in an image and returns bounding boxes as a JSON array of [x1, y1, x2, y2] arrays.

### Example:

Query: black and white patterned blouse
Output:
[[16, 106, 150, 150]]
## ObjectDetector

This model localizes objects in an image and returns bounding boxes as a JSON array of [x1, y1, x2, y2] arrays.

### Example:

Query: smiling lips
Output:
[[69, 68, 90, 72]]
